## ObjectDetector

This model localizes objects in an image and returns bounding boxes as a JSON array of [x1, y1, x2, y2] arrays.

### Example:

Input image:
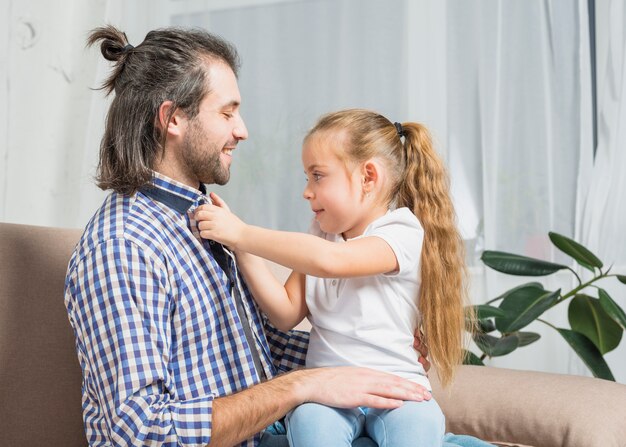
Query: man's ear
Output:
[[157, 100, 187, 138]]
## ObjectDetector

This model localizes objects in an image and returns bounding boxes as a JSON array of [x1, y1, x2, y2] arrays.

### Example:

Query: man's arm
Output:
[[209, 367, 431, 447], [66, 239, 216, 446]]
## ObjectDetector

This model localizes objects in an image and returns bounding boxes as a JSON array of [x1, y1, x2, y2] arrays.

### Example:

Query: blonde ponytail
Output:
[[397, 122, 466, 387]]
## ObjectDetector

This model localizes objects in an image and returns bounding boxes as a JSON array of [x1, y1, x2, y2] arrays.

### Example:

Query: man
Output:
[[64, 25, 429, 447]]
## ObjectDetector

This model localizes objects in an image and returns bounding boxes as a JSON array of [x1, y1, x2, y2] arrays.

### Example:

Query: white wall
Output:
[[0, 1, 110, 227]]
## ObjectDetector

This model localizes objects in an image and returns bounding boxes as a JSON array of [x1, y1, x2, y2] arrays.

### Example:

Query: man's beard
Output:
[[182, 120, 231, 186]]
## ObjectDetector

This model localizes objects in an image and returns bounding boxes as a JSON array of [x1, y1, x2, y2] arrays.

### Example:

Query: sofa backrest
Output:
[[0, 222, 86, 446]]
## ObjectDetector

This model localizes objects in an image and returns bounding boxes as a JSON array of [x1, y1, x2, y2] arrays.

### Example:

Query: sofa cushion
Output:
[[431, 364, 626, 447]]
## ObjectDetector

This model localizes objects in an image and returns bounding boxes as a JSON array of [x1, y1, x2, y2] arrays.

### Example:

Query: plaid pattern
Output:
[[64, 172, 308, 446]]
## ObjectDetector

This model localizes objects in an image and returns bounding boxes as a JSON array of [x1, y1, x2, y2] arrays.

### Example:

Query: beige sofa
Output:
[[1, 222, 625, 447]]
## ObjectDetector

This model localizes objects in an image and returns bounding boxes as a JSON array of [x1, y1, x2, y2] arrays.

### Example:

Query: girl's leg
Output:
[[286, 403, 364, 447], [364, 399, 446, 447]]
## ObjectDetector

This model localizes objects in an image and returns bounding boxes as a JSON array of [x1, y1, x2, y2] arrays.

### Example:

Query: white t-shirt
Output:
[[305, 207, 430, 390]]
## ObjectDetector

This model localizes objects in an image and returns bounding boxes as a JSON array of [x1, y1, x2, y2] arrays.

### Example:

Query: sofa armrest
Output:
[[0, 223, 86, 446], [430, 365, 626, 447]]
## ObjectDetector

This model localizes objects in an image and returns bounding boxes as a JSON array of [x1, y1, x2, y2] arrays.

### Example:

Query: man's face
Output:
[[181, 61, 248, 186]]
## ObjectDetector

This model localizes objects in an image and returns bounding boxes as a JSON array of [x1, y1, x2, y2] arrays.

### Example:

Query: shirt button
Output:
[[331, 279, 337, 286]]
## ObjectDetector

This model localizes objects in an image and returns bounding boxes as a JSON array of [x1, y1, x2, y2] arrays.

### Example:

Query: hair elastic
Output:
[[394, 122, 405, 138], [122, 44, 134, 53]]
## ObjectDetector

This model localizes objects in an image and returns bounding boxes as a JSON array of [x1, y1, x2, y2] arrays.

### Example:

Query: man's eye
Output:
[[313, 174, 322, 181]]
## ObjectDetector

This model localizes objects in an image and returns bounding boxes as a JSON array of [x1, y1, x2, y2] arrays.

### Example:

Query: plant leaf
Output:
[[473, 333, 519, 357], [472, 304, 506, 319], [617, 275, 626, 285], [515, 331, 541, 347], [598, 288, 626, 331], [576, 259, 596, 272], [496, 288, 561, 333], [549, 232, 604, 271], [481, 251, 568, 276], [568, 294, 623, 354], [556, 328, 615, 381], [463, 350, 485, 366], [467, 317, 497, 334], [477, 319, 496, 333], [491, 282, 544, 303]]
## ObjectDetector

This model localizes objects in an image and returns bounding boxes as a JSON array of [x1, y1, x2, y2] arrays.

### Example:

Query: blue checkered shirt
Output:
[[64, 172, 308, 446]]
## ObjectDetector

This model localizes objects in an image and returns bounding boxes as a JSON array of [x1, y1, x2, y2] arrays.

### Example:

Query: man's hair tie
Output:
[[122, 44, 134, 53], [394, 122, 405, 138]]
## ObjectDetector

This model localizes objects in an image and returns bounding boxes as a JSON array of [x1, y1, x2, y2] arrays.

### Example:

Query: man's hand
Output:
[[414, 329, 431, 373], [195, 192, 246, 248], [295, 366, 431, 410], [210, 365, 430, 447]]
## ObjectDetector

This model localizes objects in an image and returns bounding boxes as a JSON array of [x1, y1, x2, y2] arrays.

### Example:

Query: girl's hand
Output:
[[195, 192, 246, 248], [208, 191, 231, 212]]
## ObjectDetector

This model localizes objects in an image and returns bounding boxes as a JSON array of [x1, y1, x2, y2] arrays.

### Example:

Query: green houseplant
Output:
[[465, 232, 626, 381]]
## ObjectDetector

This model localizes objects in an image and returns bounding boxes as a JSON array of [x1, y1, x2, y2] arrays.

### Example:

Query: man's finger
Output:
[[360, 395, 404, 409]]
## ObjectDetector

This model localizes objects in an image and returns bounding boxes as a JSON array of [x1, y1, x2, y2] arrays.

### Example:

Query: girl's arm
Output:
[[200, 193, 307, 331], [234, 251, 308, 331], [195, 194, 398, 279]]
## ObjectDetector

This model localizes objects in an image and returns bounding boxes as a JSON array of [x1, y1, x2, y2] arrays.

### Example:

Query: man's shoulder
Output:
[[70, 191, 172, 267]]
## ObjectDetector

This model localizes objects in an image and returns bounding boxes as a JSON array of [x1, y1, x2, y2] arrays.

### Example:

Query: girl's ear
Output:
[[157, 100, 187, 138], [362, 160, 380, 194]]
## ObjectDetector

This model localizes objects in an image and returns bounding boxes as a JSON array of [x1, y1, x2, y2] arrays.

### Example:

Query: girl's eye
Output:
[[305, 172, 323, 182]]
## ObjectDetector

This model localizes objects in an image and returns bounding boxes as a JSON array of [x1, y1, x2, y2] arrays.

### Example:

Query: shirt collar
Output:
[[140, 171, 207, 214]]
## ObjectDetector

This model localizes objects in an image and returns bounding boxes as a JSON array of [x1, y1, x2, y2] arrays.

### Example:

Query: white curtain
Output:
[[447, 0, 592, 264], [578, 0, 626, 381], [581, 0, 626, 264], [445, 0, 596, 376]]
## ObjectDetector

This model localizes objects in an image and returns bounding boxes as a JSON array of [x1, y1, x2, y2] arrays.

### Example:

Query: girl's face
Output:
[[301, 133, 371, 239]]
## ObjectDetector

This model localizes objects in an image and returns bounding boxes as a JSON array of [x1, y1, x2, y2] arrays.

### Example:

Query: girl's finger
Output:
[[210, 192, 225, 207]]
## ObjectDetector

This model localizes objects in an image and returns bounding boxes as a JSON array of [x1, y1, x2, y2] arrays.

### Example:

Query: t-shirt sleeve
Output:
[[367, 208, 424, 276]]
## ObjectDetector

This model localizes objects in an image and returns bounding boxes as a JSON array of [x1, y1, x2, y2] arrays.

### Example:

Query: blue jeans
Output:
[[258, 432, 495, 447], [258, 433, 495, 447], [284, 400, 445, 447], [259, 429, 375, 447], [259, 422, 376, 447]]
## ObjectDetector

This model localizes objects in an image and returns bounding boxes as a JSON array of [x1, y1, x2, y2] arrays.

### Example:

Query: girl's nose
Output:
[[303, 184, 313, 200]]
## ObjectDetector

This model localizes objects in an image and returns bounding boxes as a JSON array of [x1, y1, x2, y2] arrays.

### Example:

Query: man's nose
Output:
[[233, 116, 248, 141]]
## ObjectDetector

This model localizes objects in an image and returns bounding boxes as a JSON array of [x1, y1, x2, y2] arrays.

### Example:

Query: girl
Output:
[[195, 109, 466, 447]]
